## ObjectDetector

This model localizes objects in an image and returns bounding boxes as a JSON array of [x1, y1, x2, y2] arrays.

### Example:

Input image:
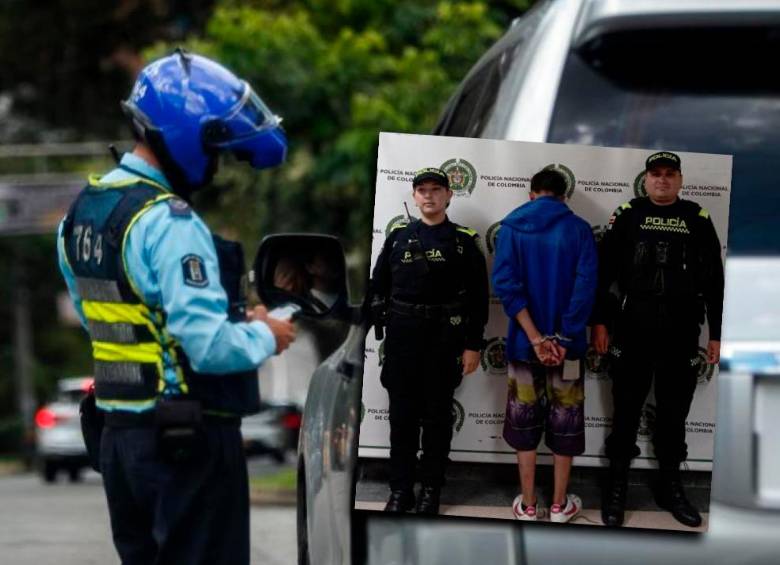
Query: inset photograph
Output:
[[355, 132, 732, 532]]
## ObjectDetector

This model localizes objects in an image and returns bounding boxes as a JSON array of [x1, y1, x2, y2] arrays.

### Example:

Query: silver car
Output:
[[34, 377, 92, 483], [256, 1, 780, 563]]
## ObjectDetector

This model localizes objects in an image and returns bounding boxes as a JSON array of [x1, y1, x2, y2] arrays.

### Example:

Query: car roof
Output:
[[575, 0, 780, 48], [480, 0, 780, 142]]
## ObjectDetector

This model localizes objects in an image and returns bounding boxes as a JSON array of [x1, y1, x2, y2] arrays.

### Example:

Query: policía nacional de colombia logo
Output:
[[584, 346, 610, 380], [451, 398, 465, 433], [486, 222, 502, 255], [637, 402, 657, 442], [441, 158, 477, 197], [696, 346, 715, 385], [480, 337, 507, 375], [543, 163, 576, 199], [633, 171, 648, 198], [591, 225, 608, 244], [384, 214, 414, 237]]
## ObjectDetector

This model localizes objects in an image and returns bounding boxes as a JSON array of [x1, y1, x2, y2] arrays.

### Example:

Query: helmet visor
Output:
[[203, 82, 282, 148]]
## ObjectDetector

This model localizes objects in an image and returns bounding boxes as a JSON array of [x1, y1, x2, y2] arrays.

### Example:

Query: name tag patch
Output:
[[182, 254, 208, 287]]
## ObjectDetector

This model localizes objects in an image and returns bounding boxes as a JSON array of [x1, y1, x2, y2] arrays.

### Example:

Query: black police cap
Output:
[[645, 151, 681, 171], [412, 167, 450, 189]]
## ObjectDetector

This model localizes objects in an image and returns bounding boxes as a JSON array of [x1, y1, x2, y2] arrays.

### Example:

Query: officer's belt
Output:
[[390, 298, 462, 320]]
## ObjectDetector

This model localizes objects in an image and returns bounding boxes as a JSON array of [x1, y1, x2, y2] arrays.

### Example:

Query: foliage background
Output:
[[0, 0, 532, 437]]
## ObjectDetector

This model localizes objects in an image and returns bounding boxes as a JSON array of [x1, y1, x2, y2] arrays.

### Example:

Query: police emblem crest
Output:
[[633, 171, 648, 198], [480, 337, 507, 375], [543, 163, 576, 199], [181, 254, 208, 287], [451, 399, 466, 433], [441, 158, 477, 197], [486, 222, 502, 255]]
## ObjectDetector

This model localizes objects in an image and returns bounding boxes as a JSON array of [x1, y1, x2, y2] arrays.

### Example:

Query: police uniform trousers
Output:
[[100, 419, 249, 565], [381, 311, 464, 491], [605, 297, 701, 466]]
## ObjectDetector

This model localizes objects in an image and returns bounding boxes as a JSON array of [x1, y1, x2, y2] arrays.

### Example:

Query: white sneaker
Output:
[[512, 494, 545, 521], [550, 493, 582, 523]]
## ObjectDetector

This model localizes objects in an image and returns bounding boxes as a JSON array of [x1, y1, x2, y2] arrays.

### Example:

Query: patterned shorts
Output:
[[503, 360, 585, 456]]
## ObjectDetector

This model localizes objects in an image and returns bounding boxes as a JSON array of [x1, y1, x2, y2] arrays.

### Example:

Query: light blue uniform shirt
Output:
[[57, 153, 276, 382]]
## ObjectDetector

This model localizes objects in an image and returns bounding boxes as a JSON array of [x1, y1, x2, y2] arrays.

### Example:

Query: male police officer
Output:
[[370, 167, 488, 514], [591, 151, 724, 528], [56, 51, 296, 564]]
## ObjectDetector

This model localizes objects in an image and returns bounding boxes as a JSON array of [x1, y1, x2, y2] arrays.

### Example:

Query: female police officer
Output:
[[369, 167, 489, 514]]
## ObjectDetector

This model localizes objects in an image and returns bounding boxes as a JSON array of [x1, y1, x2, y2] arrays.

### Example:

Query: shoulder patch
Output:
[[181, 254, 208, 287], [698, 208, 710, 219], [389, 220, 409, 233], [455, 226, 478, 237], [167, 197, 192, 217], [620, 202, 632, 210]]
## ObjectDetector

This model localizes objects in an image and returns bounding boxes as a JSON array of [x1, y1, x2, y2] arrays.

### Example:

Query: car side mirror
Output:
[[252, 234, 349, 318]]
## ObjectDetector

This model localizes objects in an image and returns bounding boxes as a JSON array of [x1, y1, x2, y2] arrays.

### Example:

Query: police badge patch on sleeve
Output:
[[181, 254, 208, 287]]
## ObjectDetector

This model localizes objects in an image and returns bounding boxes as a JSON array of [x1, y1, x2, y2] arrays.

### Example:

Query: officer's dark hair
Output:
[[530, 169, 567, 197]]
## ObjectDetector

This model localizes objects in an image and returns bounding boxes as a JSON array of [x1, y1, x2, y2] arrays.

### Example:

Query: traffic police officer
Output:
[[56, 51, 296, 564], [591, 151, 724, 528], [370, 167, 489, 514]]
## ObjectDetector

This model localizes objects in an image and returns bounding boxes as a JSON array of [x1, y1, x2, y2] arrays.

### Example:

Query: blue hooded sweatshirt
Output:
[[492, 196, 597, 362]]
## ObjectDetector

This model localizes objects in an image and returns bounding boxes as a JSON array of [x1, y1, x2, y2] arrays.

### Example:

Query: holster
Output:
[[155, 397, 204, 464], [79, 389, 104, 473]]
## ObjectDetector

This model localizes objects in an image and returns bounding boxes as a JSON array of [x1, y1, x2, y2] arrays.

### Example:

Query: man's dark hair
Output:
[[530, 169, 567, 197]]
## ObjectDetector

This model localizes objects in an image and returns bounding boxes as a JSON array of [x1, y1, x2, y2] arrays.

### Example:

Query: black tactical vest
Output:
[[62, 169, 260, 419]]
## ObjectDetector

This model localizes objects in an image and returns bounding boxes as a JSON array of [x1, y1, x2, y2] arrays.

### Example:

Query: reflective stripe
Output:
[[96, 398, 157, 412], [94, 361, 145, 385], [88, 320, 137, 344], [88, 174, 169, 192], [456, 226, 477, 237], [93, 341, 161, 364], [82, 301, 150, 326], [76, 278, 123, 302]]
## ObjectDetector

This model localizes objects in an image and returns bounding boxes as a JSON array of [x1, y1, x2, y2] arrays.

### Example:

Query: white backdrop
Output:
[[358, 133, 732, 470]]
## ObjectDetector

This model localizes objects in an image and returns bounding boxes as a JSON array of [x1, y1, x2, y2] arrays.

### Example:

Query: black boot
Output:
[[384, 489, 415, 513], [602, 459, 630, 526], [655, 467, 702, 528], [415, 485, 441, 515]]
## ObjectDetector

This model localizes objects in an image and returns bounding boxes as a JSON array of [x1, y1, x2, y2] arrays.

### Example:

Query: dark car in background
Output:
[[257, 1, 780, 563]]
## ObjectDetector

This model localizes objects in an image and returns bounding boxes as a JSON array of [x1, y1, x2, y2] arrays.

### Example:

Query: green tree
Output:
[[150, 1, 530, 290]]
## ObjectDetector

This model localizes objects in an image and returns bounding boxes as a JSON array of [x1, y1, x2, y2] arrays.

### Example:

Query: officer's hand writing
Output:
[[592, 324, 610, 355], [707, 340, 720, 365], [265, 317, 296, 354], [247, 305, 269, 322], [462, 349, 480, 375]]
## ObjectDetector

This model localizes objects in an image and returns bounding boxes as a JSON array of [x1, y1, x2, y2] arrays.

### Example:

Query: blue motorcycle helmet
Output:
[[121, 49, 287, 195]]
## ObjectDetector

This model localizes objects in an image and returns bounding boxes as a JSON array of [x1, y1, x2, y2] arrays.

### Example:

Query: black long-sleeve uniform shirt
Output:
[[592, 197, 725, 340], [370, 217, 489, 351]]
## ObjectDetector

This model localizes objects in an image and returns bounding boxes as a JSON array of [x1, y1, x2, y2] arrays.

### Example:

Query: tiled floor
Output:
[[355, 460, 711, 533]]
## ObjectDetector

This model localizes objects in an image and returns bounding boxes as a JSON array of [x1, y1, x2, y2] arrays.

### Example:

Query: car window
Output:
[[547, 27, 780, 256], [434, 0, 551, 138]]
